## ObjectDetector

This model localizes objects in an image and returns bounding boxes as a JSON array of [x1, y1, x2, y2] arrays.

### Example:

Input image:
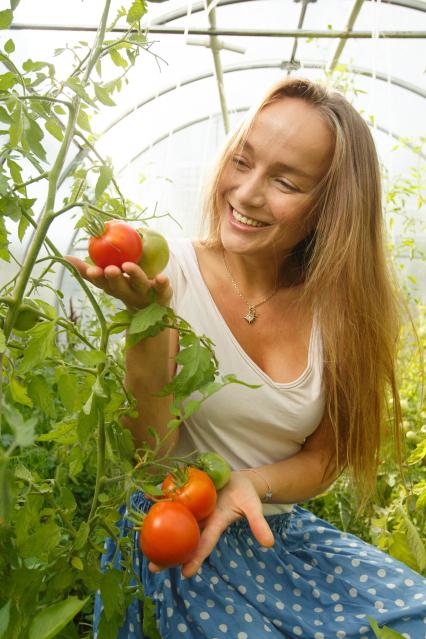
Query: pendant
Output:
[[244, 306, 256, 324]]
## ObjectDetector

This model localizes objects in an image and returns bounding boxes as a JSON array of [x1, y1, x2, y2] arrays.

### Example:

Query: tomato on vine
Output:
[[137, 227, 169, 278], [195, 452, 232, 490], [162, 466, 217, 521], [88, 219, 142, 268], [139, 501, 200, 567]]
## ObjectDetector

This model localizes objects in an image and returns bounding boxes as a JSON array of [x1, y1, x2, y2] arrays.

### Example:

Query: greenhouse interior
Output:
[[0, 1, 425, 638]]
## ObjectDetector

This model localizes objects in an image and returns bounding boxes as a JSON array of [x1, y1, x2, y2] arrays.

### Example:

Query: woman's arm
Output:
[[243, 411, 338, 504], [170, 413, 338, 578]]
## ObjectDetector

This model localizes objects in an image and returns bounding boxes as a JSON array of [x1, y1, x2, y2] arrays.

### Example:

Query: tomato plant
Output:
[[139, 501, 200, 567], [162, 466, 217, 521], [88, 219, 142, 268], [137, 227, 170, 278], [196, 452, 232, 490]]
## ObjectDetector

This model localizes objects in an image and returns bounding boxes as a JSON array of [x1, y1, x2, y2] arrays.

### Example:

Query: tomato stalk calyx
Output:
[[84, 215, 106, 238]]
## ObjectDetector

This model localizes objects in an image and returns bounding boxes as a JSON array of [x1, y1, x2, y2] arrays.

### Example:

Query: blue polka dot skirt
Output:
[[94, 493, 426, 638]]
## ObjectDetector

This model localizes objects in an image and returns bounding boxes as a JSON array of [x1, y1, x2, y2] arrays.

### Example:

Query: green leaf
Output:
[[0, 106, 12, 124], [0, 600, 11, 638], [24, 114, 46, 161], [0, 217, 10, 261], [74, 349, 106, 366], [0, 327, 5, 353], [129, 303, 168, 334], [45, 117, 64, 141], [0, 10, 13, 29], [74, 521, 90, 551], [3, 403, 37, 448], [95, 165, 113, 200], [65, 77, 97, 108], [94, 83, 116, 107], [127, 0, 147, 24], [109, 48, 128, 68], [400, 510, 426, 571], [4, 38, 15, 54], [76, 107, 91, 133], [57, 372, 78, 412], [20, 321, 56, 373], [9, 101, 23, 148], [29, 597, 88, 639], [368, 616, 405, 638], [142, 596, 161, 639], [100, 570, 124, 622], [37, 421, 77, 445], [407, 438, 426, 464], [28, 375, 56, 417], [9, 374, 33, 407]]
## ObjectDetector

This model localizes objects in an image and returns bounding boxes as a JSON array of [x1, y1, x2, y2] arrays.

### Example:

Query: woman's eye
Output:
[[232, 157, 248, 168], [276, 179, 299, 192]]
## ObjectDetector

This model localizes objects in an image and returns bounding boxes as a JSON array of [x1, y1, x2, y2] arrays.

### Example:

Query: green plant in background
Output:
[[0, 3, 425, 639], [0, 2, 252, 637]]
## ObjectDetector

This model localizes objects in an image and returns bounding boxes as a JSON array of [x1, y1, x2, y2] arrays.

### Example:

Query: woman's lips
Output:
[[227, 205, 272, 232]]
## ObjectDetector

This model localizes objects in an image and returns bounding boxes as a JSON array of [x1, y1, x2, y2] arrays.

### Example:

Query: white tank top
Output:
[[164, 238, 325, 514]]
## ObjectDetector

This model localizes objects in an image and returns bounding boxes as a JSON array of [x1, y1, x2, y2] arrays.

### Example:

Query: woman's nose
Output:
[[236, 172, 265, 208]]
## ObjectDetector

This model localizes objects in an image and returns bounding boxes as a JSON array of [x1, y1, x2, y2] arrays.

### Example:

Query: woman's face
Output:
[[218, 97, 334, 260]]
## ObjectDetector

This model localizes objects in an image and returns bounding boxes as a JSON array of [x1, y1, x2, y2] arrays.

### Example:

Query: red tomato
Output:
[[139, 501, 200, 567], [88, 220, 142, 268], [162, 467, 217, 521]]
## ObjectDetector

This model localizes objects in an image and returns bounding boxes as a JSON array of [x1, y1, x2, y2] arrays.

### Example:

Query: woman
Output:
[[69, 78, 426, 638]]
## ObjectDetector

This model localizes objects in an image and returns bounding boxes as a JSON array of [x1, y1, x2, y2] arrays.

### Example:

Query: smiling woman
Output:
[[86, 76, 426, 639]]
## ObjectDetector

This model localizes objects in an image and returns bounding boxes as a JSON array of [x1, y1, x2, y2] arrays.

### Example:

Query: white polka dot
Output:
[[314, 607, 324, 613], [331, 593, 340, 602], [404, 578, 414, 586], [229, 560, 238, 568], [336, 616, 345, 622], [200, 611, 210, 620], [177, 623, 188, 633], [334, 604, 343, 612], [375, 601, 385, 609], [296, 519, 303, 528], [304, 563, 313, 571], [210, 576, 219, 585], [359, 627, 369, 633], [368, 588, 377, 595], [255, 575, 265, 583], [129, 623, 134, 632], [225, 605, 234, 614], [183, 600, 190, 609], [246, 549, 254, 558], [308, 579, 317, 587], [276, 600, 285, 610], [402, 635, 412, 639], [304, 532, 310, 541], [219, 624, 228, 633], [325, 540, 333, 546], [377, 569, 386, 577], [359, 574, 368, 582], [395, 599, 405, 607], [325, 552, 335, 558], [166, 607, 174, 617], [276, 565, 284, 574], [293, 588, 302, 597], [293, 627, 303, 636], [256, 594, 266, 603], [272, 619, 282, 627], [334, 566, 343, 574], [238, 585, 247, 594], [238, 633, 248, 639], [359, 550, 368, 556], [314, 633, 325, 639], [206, 599, 215, 608], [336, 632, 346, 639], [313, 589, 321, 598], [293, 604, 302, 612], [414, 593, 424, 600], [258, 561, 266, 569], [356, 614, 366, 619], [189, 590, 197, 598], [386, 583, 396, 589], [326, 575, 335, 584], [244, 613, 253, 623], [317, 526, 325, 533], [351, 559, 360, 567], [314, 620, 323, 626], [247, 538, 253, 546], [274, 583, 283, 591], [164, 579, 171, 588], [263, 624, 272, 632]]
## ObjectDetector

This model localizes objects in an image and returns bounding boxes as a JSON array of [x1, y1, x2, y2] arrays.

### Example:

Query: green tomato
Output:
[[14, 300, 41, 331], [196, 452, 232, 490], [137, 228, 169, 279]]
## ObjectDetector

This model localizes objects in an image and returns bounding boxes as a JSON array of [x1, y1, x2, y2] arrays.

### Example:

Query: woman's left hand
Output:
[[148, 471, 275, 578]]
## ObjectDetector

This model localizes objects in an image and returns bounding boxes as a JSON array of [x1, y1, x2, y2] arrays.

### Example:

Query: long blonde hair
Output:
[[202, 77, 403, 501]]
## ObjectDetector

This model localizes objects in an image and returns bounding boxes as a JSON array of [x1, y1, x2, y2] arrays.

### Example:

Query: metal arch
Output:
[[288, 0, 311, 75], [149, 0, 426, 25], [328, 0, 365, 71]]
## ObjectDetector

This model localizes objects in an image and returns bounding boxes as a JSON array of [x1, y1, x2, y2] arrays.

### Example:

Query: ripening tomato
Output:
[[137, 228, 169, 278], [162, 467, 217, 521], [139, 501, 200, 567], [88, 220, 142, 268], [196, 452, 232, 490]]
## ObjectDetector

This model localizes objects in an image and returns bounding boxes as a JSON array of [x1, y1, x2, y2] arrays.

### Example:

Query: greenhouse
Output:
[[0, 1, 425, 638]]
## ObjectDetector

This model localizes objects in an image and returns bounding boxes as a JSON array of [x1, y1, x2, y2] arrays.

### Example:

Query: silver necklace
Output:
[[222, 250, 279, 324]]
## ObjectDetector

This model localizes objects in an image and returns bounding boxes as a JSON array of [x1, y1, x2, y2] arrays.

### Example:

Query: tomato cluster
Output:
[[139, 454, 232, 568], [87, 220, 169, 277]]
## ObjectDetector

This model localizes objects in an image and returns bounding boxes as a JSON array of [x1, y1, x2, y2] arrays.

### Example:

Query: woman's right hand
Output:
[[65, 256, 173, 310]]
